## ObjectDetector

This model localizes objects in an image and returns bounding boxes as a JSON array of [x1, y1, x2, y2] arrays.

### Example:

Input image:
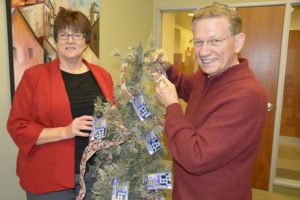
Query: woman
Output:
[[7, 8, 114, 199]]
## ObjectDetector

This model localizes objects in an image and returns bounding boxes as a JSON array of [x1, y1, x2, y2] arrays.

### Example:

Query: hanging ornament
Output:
[[111, 178, 129, 200], [146, 172, 172, 191], [130, 94, 152, 121], [89, 116, 107, 141], [142, 130, 162, 155]]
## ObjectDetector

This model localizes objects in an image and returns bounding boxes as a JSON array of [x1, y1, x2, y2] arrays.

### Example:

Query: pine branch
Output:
[[91, 40, 170, 200]]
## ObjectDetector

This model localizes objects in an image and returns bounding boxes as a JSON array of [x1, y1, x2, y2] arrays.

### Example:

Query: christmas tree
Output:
[[76, 40, 172, 200]]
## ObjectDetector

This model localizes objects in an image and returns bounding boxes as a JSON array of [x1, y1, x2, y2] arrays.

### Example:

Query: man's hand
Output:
[[151, 49, 171, 71], [155, 76, 179, 107]]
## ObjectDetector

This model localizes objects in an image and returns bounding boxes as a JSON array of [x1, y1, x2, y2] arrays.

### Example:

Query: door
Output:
[[238, 5, 285, 190]]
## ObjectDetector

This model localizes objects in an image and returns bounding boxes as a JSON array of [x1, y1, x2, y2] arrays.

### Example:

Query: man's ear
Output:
[[234, 32, 246, 54]]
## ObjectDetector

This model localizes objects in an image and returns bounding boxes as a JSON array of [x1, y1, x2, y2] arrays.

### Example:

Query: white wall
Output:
[[0, 1, 25, 199]]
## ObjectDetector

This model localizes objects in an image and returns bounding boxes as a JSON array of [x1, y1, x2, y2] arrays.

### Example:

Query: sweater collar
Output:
[[203, 58, 253, 86]]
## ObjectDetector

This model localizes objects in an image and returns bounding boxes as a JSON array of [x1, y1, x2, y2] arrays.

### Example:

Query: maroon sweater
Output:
[[165, 58, 267, 200]]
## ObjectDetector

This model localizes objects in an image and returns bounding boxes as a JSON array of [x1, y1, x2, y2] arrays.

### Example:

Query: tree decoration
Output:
[[76, 40, 171, 200]]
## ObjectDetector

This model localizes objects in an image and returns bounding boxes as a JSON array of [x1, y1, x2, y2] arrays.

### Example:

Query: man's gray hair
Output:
[[192, 3, 242, 35]]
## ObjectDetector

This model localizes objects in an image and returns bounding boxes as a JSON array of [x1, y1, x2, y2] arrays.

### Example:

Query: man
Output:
[[155, 3, 267, 200]]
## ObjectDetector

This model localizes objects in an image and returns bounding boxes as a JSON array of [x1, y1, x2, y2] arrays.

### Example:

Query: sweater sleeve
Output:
[[165, 89, 267, 175], [7, 70, 44, 155], [166, 65, 197, 102]]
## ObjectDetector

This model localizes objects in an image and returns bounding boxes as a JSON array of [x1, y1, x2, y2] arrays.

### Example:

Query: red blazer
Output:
[[7, 58, 114, 194]]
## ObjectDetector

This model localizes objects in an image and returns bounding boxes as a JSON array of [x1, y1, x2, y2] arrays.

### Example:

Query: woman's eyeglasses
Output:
[[57, 32, 85, 40]]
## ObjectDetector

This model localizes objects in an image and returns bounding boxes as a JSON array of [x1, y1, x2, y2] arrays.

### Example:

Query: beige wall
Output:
[[0, 1, 25, 199], [162, 13, 175, 62], [290, 6, 300, 30], [100, 0, 153, 81]]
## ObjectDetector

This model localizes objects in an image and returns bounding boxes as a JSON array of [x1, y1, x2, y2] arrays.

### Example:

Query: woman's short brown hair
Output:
[[54, 7, 91, 43]]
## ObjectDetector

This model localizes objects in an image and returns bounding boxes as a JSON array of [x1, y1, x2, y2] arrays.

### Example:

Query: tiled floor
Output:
[[165, 189, 300, 199], [253, 188, 300, 200]]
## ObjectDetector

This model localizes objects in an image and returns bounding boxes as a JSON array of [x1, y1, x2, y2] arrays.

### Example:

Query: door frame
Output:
[[154, 0, 297, 191]]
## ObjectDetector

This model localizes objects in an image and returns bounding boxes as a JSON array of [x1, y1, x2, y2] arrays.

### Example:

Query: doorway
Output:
[[160, 2, 298, 193], [161, 11, 195, 74], [273, 5, 300, 197]]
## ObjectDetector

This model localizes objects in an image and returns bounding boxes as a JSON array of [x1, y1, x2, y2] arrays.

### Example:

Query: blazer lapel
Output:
[[49, 59, 75, 187], [84, 60, 114, 103]]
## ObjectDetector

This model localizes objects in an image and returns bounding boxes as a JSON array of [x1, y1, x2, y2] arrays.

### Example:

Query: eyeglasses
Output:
[[57, 32, 85, 40], [192, 36, 232, 47]]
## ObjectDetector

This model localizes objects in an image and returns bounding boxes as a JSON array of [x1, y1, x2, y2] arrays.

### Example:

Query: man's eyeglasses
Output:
[[192, 36, 232, 47], [57, 32, 85, 40]]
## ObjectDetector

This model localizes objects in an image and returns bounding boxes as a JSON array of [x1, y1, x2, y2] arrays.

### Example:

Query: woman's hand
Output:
[[36, 115, 94, 145], [64, 115, 94, 139]]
